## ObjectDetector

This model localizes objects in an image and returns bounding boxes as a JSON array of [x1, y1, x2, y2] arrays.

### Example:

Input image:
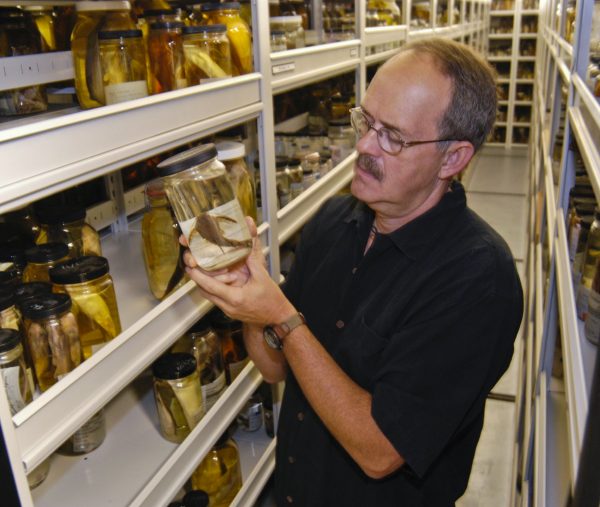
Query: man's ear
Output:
[[439, 141, 475, 180]]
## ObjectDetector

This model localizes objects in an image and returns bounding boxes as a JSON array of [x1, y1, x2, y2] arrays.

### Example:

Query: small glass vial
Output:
[[182, 24, 233, 85], [270, 30, 288, 52], [152, 352, 205, 443], [141, 179, 186, 300], [191, 431, 243, 506], [148, 21, 187, 94], [21, 293, 82, 392], [36, 205, 102, 258], [211, 310, 248, 384], [98, 29, 149, 105], [23, 243, 70, 283], [216, 140, 257, 221], [157, 144, 252, 272], [49, 256, 122, 360]]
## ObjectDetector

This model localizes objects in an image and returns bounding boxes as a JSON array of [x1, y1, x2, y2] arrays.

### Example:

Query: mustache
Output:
[[356, 153, 383, 182]]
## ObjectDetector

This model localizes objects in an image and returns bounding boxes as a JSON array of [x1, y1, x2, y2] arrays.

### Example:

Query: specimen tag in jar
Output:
[[104, 81, 148, 105], [179, 199, 252, 271], [1, 366, 27, 414]]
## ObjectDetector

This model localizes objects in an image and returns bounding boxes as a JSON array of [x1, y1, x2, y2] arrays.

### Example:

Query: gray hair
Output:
[[397, 38, 497, 152]]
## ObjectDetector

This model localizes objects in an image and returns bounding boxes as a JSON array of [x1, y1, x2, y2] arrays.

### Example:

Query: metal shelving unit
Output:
[[0, 1, 492, 505]]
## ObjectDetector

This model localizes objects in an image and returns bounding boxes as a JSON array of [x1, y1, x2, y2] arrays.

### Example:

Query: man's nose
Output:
[[355, 126, 381, 155]]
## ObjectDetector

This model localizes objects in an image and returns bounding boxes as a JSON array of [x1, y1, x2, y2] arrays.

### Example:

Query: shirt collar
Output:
[[345, 180, 467, 260]]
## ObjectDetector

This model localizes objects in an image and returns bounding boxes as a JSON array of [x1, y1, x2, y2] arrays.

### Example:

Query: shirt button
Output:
[[352, 267, 357, 274], [336, 320, 345, 329], [288, 456, 295, 463], [286, 495, 294, 503], [297, 412, 304, 421]]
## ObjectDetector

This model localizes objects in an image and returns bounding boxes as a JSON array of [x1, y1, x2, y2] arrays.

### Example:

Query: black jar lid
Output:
[[25, 243, 69, 264], [36, 204, 86, 225], [188, 318, 213, 336], [200, 2, 240, 11], [0, 288, 16, 312], [0, 223, 33, 249], [49, 256, 110, 285], [14, 282, 53, 305], [288, 157, 302, 166], [181, 490, 209, 507], [152, 352, 197, 380], [0, 270, 20, 290], [275, 157, 289, 169], [21, 293, 72, 320], [0, 245, 26, 269], [98, 29, 143, 39], [0, 329, 21, 353], [150, 20, 184, 30], [182, 23, 227, 34], [210, 308, 242, 330], [157, 143, 218, 177]]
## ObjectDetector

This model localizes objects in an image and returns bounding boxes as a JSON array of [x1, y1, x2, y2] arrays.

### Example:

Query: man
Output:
[[184, 38, 523, 506]]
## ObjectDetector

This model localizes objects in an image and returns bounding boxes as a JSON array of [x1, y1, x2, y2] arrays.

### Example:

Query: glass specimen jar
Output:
[[1, 204, 41, 244], [147, 21, 187, 94], [71, 0, 135, 109], [141, 179, 186, 300], [23, 5, 57, 51], [269, 15, 304, 49], [211, 310, 248, 384], [0, 269, 21, 291], [270, 30, 287, 52], [0, 246, 26, 280], [215, 140, 257, 221], [23, 242, 70, 283], [182, 24, 233, 85], [49, 256, 122, 360], [286, 157, 304, 199], [98, 29, 149, 105], [152, 352, 205, 443], [157, 143, 252, 272], [21, 293, 82, 392], [0, 9, 48, 116], [36, 205, 102, 257], [200, 2, 253, 76], [191, 431, 243, 506]]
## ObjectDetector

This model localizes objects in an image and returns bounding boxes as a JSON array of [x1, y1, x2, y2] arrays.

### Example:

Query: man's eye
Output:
[[386, 130, 405, 145]]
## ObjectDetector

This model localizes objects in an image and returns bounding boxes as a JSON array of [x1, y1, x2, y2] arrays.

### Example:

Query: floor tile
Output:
[[467, 193, 528, 261], [467, 154, 529, 196], [457, 400, 516, 507]]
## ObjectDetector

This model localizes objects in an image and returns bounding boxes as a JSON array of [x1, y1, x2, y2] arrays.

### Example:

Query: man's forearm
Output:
[[242, 323, 287, 383]]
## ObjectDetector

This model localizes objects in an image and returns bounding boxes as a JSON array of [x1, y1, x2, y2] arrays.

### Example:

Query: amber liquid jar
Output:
[[148, 21, 187, 94], [23, 243, 70, 283], [182, 24, 233, 84], [50, 256, 122, 360], [211, 310, 248, 384]]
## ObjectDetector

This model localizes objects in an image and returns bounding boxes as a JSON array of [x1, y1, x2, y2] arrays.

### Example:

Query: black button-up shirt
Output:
[[276, 181, 523, 506]]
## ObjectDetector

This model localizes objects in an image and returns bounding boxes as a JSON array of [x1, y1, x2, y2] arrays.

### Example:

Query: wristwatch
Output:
[[263, 313, 306, 350]]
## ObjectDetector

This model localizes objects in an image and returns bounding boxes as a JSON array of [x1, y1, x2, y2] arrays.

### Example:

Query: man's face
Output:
[[350, 52, 454, 222]]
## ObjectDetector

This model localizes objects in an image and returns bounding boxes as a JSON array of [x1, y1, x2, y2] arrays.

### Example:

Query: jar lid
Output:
[[0, 270, 20, 290], [76, 1, 131, 12], [152, 352, 197, 380], [0, 288, 16, 312], [275, 157, 289, 169], [98, 29, 143, 39], [182, 24, 227, 34], [21, 293, 72, 320], [271, 30, 286, 36], [143, 8, 175, 16], [150, 21, 184, 30], [270, 15, 303, 24], [210, 309, 242, 330], [50, 256, 110, 284], [0, 223, 34, 249], [329, 118, 351, 127], [24, 242, 69, 264], [22, 5, 54, 12], [200, 2, 241, 11], [288, 157, 301, 166], [188, 318, 213, 336], [0, 246, 26, 268], [157, 143, 218, 177], [144, 179, 166, 198], [181, 490, 209, 507], [215, 140, 246, 161], [14, 282, 53, 305], [0, 329, 21, 353], [36, 204, 86, 225]]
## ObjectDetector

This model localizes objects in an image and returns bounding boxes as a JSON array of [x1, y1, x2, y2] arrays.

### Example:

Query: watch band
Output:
[[273, 312, 306, 340]]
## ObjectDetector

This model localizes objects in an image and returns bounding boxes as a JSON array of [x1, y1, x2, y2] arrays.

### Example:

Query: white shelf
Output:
[[0, 52, 73, 91], [545, 386, 571, 507]]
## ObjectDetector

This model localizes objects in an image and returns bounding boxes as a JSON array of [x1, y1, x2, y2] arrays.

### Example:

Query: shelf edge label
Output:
[[272, 62, 296, 75]]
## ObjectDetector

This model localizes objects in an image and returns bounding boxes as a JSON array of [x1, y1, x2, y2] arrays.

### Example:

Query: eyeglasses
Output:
[[349, 107, 456, 155]]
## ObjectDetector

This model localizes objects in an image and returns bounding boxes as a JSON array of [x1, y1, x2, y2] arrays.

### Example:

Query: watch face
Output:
[[263, 326, 282, 350]]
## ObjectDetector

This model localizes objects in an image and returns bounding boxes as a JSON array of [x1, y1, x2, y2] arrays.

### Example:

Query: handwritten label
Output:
[[272, 62, 296, 75]]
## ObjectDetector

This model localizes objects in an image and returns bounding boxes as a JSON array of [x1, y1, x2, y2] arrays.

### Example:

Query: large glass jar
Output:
[[71, 0, 135, 109], [1, 204, 40, 245], [215, 141, 257, 221], [23, 243, 70, 283], [152, 352, 205, 443], [157, 144, 252, 272], [0, 9, 48, 116], [148, 21, 187, 94], [49, 256, 122, 360], [182, 24, 233, 84], [141, 179, 186, 300], [191, 431, 243, 506], [211, 310, 248, 384], [36, 205, 102, 258], [21, 293, 82, 392], [98, 29, 149, 105], [200, 2, 253, 76], [23, 5, 57, 51], [269, 15, 304, 49]]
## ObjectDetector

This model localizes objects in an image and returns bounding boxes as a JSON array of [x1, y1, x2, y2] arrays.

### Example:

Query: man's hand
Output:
[[181, 217, 296, 326]]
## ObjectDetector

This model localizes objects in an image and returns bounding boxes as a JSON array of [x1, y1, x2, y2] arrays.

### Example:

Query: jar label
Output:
[[585, 289, 600, 344], [1, 366, 27, 414], [202, 370, 226, 411], [228, 357, 249, 383], [179, 199, 251, 271], [105, 81, 148, 105]]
